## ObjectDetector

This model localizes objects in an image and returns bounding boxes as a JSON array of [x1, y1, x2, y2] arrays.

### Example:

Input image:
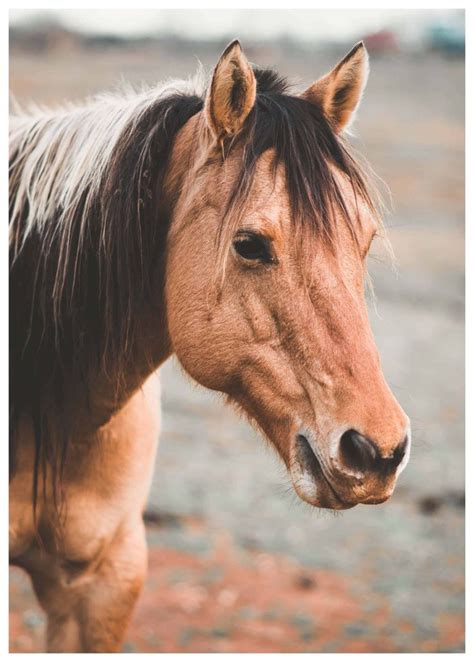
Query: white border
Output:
[[3, 2, 468, 659]]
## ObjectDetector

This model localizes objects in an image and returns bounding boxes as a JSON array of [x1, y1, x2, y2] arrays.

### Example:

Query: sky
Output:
[[9, 9, 462, 43]]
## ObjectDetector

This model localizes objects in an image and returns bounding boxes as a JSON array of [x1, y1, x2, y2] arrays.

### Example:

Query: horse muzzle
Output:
[[289, 427, 411, 510]]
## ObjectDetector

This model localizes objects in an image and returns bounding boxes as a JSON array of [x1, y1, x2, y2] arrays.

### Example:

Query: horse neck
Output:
[[83, 302, 169, 431], [81, 117, 204, 430]]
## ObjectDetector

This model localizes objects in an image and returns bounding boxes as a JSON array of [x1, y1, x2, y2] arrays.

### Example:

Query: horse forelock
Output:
[[213, 67, 384, 275]]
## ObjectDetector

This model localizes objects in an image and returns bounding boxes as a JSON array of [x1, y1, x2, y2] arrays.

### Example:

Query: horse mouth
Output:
[[290, 434, 356, 510]]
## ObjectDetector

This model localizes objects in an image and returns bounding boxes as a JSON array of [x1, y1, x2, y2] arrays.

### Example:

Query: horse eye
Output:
[[233, 233, 272, 262]]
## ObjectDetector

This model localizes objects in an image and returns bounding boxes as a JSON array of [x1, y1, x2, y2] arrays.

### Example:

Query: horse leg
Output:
[[11, 373, 161, 651], [27, 515, 147, 653]]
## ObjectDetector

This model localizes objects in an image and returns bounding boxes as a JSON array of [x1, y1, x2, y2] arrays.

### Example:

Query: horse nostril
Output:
[[393, 435, 409, 468], [339, 429, 379, 473], [338, 430, 409, 475]]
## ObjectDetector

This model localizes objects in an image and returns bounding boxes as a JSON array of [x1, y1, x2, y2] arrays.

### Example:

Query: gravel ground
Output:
[[9, 41, 464, 653]]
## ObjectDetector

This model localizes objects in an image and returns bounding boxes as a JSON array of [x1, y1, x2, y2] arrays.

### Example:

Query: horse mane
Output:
[[9, 64, 379, 506], [9, 75, 205, 504]]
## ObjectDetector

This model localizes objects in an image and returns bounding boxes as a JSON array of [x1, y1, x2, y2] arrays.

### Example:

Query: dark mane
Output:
[[10, 88, 204, 506], [9, 67, 378, 505]]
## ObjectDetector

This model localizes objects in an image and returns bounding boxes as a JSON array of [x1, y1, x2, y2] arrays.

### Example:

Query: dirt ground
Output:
[[9, 41, 464, 653]]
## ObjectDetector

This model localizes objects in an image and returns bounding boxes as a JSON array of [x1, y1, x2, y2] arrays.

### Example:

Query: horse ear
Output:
[[301, 42, 369, 133], [205, 40, 256, 140]]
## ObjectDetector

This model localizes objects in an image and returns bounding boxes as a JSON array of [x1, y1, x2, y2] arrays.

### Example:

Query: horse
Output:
[[9, 40, 411, 652]]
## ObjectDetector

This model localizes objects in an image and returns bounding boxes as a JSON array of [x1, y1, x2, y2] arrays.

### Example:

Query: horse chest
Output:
[[10, 373, 161, 565]]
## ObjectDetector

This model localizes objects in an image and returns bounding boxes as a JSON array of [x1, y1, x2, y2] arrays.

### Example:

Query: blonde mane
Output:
[[9, 73, 206, 249]]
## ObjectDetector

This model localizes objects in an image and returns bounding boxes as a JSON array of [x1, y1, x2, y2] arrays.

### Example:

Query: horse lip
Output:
[[361, 494, 391, 505], [294, 434, 355, 509]]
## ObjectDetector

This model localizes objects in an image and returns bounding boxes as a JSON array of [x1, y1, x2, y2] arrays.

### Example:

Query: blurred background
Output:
[[9, 9, 464, 654]]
